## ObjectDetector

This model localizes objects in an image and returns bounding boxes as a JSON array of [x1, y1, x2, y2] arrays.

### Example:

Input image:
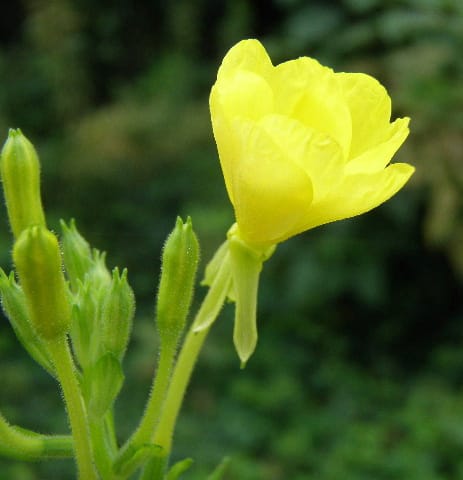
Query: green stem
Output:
[[139, 253, 232, 480], [138, 328, 210, 479], [47, 336, 98, 480], [151, 327, 209, 454], [0, 413, 73, 460], [113, 342, 176, 475], [89, 417, 113, 479]]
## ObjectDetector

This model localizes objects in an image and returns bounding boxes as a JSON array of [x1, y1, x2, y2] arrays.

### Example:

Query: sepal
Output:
[[113, 443, 162, 478], [166, 457, 194, 479], [192, 245, 232, 332], [206, 456, 231, 480], [227, 224, 275, 366]]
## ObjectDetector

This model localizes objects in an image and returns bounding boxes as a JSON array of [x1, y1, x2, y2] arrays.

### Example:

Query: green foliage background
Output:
[[1, 0, 463, 478]]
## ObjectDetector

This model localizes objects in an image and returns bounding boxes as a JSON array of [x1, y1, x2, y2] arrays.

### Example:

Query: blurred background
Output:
[[1, 0, 463, 478]]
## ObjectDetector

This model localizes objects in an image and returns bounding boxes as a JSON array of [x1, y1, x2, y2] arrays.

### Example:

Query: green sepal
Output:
[[192, 245, 232, 333], [112, 443, 162, 478], [100, 267, 135, 361], [206, 456, 231, 480], [0, 269, 55, 375], [0, 129, 46, 238], [227, 224, 275, 367], [82, 352, 124, 418], [201, 239, 235, 301], [60, 219, 93, 292], [13, 225, 71, 340], [156, 216, 199, 347], [165, 457, 194, 480]]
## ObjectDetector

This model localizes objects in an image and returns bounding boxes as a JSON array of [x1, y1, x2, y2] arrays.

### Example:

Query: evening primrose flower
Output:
[[210, 39, 414, 246], [204, 40, 414, 365]]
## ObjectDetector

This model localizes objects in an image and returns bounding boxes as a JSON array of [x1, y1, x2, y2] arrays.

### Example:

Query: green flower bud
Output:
[[156, 217, 199, 347], [69, 249, 112, 368], [82, 352, 124, 418], [13, 226, 71, 340], [88, 250, 112, 300], [0, 269, 55, 375], [71, 279, 98, 369], [100, 268, 135, 361], [60, 219, 93, 291], [0, 129, 46, 238]]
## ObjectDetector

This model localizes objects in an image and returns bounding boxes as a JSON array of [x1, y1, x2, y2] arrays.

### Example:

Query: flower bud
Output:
[[156, 217, 199, 347], [100, 268, 135, 361], [60, 219, 93, 291], [0, 129, 46, 238], [82, 352, 124, 419], [69, 249, 112, 368], [0, 269, 55, 374], [71, 279, 98, 369], [88, 250, 112, 300], [13, 226, 71, 340]]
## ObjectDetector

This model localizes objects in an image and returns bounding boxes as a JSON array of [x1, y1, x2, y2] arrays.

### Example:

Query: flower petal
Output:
[[272, 58, 352, 159], [231, 121, 314, 245], [345, 117, 410, 174], [212, 71, 274, 121], [216, 39, 274, 81], [210, 70, 274, 204], [257, 114, 344, 202], [337, 72, 393, 159], [298, 163, 415, 231]]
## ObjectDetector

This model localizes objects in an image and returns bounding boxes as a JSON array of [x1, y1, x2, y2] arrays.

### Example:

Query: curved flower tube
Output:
[[210, 39, 414, 246]]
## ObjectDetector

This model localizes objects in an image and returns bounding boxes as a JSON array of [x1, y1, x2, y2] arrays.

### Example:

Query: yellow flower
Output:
[[210, 39, 415, 246]]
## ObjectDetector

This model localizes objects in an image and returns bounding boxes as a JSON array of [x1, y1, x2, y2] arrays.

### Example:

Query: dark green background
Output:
[[1, 0, 463, 478]]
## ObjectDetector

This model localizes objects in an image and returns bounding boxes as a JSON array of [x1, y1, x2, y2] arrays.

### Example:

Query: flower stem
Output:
[[89, 417, 113, 479], [47, 336, 98, 480], [139, 252, 232, 479], [151, 327, 209, 453], [0, 412, 73, 459], [113, 341, 176, 475]]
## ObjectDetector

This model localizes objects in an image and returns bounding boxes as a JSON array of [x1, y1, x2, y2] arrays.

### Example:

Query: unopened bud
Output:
[[0, 129, 46, 238], [82, 352, 124, 418], [71, 279, 97, 369], [13, 226, 71, 340], [100, 268, 135, 360], [88, 250, 112, 300], [60, 219, 93, 291], [156, 217, 199, 347]]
